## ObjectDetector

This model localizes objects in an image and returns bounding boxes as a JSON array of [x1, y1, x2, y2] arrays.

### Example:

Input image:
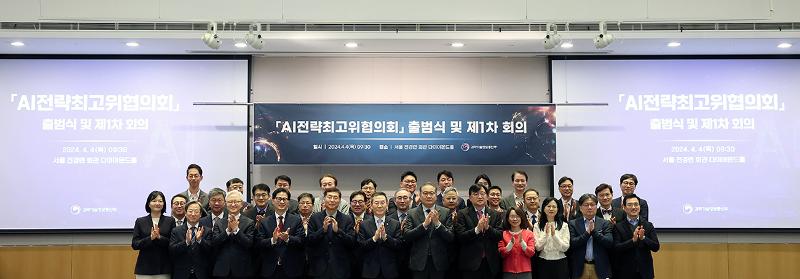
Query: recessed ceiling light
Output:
[[10, 41, 24, 47], [778, 43, 792, 49], [345, 42, 359, 48], [125, 42, 139, 47], [667, 42, 681, 47], [450, 42, 464, 48], [560, 42, 573, 49], [234, 42, 248, 48]]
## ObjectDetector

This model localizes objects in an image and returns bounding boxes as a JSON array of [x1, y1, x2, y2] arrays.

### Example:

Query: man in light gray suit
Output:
[[500, 170, 528, 210]]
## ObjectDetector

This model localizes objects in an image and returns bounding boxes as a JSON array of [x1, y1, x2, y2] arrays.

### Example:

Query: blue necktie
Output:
[[190, 227, 197, 244]]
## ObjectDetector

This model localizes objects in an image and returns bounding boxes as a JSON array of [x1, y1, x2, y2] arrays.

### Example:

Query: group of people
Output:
[[133, 164, 659, 279]]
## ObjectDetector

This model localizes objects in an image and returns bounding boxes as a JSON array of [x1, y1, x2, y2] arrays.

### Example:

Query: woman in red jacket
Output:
[[498, 206, 536, 279]]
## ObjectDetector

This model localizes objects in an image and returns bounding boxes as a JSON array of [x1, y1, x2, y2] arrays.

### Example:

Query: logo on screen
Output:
[[461, 143, 470, 151], [682, 204, 694, 214], [70, 204, 82, 215]]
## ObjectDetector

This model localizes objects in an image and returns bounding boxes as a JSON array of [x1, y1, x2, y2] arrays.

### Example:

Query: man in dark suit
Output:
[[358, 192, 403, 279], [271, 175, 300, 214], [257, 188, 305, 279], [348, 191, 370, 279], [210, 190, 256, 279], [595, 183, 624, 224], [454, 184, 503, 279], [244, 183, 272, 224], [306, 188, 356, 279], [435, 170, 466, 210], [170, 201, 212, 279], [199, 188, 227, 229], [389, 171, 421, 215], [611, 174, 650, 221], [613, 194, 660, 279], [556, 176, 581, 221], [500, 170, 528, 210], [403, 183, 454, 279], [180, 163, 209, 215], [387, 188, 413, 279], [569, 194, 614, 279]]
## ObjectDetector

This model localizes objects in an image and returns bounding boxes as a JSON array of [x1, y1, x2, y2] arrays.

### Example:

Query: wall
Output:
[[250, 57, 552, 198]]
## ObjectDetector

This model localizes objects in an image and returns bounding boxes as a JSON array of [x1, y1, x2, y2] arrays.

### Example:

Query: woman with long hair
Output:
[[533, 197, 570, 279]]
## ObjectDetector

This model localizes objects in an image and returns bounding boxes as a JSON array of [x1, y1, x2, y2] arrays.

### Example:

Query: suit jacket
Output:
[[568, 217, 614, 279], [132, 215, 175, 275], [243, 205, 272, 223], [613, 218, 660, 279], [612, 196, 650, 221], [358, 216, 403, 279], [169, 223, 213, 279], [454, 206, 503, 274], [179, 189, 209, 214], [256, 213, 305, 278], [210, 214, 256, 277], [557, 198, 582, 221], [306, 210, 356, 279], [596, 206, 625, 223], [313, 197, 350, 215], [500, 193, 523, 211], [387, 196, 420, 217], [402, 205, 454, 272]]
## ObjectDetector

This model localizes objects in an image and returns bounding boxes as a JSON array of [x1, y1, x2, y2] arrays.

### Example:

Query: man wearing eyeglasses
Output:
[[349, 190, 370, 279], [244, 183, 272, 224], [171, 194, 188, 226], [611, 174, 650, 221], [256, 188, 305, 279], [613, 194, 659, 279]]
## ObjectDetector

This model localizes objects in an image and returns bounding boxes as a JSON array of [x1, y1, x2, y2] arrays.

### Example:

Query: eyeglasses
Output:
[[274, 197, 289, 202], [351, 200, 365, 205], [403, 180, 417, 184], [254, 193, 269, 198], [622, 181, 636, 186]]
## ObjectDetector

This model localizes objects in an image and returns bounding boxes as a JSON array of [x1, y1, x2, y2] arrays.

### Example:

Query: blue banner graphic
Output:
[[253, 104, 556, 165]]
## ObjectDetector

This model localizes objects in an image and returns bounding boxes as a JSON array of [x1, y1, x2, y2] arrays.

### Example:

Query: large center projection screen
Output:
[[552, 58, 800, 229], [0, 59, 248, 230]]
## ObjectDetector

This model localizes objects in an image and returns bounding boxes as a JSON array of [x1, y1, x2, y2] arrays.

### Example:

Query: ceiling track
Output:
[[0, 22, 798, 32]]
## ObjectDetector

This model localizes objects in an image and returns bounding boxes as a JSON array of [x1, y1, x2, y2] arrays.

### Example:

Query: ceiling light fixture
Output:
[[245, 23, 264, 49], [778, 42, 792, 49], [10, 41, 24, 47], [345, 42, 359, 48], [201, 22, 221, 49], [125, 42, 139, 47], [450, 42, 464, 48], [593, 21, 615, 49], [543, 23, 562, 50], [560, 42, 574, 49], [667, 42, 681, 47]]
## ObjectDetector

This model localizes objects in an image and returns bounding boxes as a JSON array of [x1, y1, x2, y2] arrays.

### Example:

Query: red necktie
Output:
[[278, 216, 284, 232]]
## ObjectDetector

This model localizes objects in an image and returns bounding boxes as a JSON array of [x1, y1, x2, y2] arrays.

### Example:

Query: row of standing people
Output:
[[133, 166, 658, 279]]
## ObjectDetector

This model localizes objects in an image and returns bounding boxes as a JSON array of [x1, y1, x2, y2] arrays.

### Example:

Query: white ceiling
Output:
[[0, 30, 798, 56]]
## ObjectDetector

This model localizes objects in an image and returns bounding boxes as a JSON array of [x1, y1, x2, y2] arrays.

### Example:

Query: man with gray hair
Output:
[[210, 190, 256, 279]]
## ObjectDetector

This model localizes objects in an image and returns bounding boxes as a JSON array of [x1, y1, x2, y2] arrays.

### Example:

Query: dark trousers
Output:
[[412, 256, 445, 279], [265, 265, 298, 279], [462, 258, 493, 279]]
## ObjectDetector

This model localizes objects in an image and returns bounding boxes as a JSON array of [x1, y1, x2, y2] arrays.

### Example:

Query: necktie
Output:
[[213, 216, 220, 227], [377, 218, 383, 228], [629, 218, 638, 227], [564, 202, 571, 219], [425, 208, 431, 216], [399, 213, 407, 223], [190, 226, 197, 243], [585, 219, 594, 261], [477, 209, 484, 220], [177, 220, 183, 226], [278, 216, 284, 232]]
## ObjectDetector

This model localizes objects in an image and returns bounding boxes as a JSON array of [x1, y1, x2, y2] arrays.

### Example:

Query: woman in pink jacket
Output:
[[498, 206, 536, 279]]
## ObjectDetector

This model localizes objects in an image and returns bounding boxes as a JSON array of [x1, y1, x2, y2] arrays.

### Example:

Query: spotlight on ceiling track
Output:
[[201, 22, 221, 49], [593, 21, 615, 49], [245, 23, 264, 50], [543, 23, 562, 50]]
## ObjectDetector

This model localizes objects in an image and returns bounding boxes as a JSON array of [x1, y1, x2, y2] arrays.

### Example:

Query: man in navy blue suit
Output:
[[170, 201, 212, 279], [257, 188, 305, 279], [569, 194, 614, 279], [613, 194, 660, 279], [358, 192, 403, 279], [306, 188, 356, 279]]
